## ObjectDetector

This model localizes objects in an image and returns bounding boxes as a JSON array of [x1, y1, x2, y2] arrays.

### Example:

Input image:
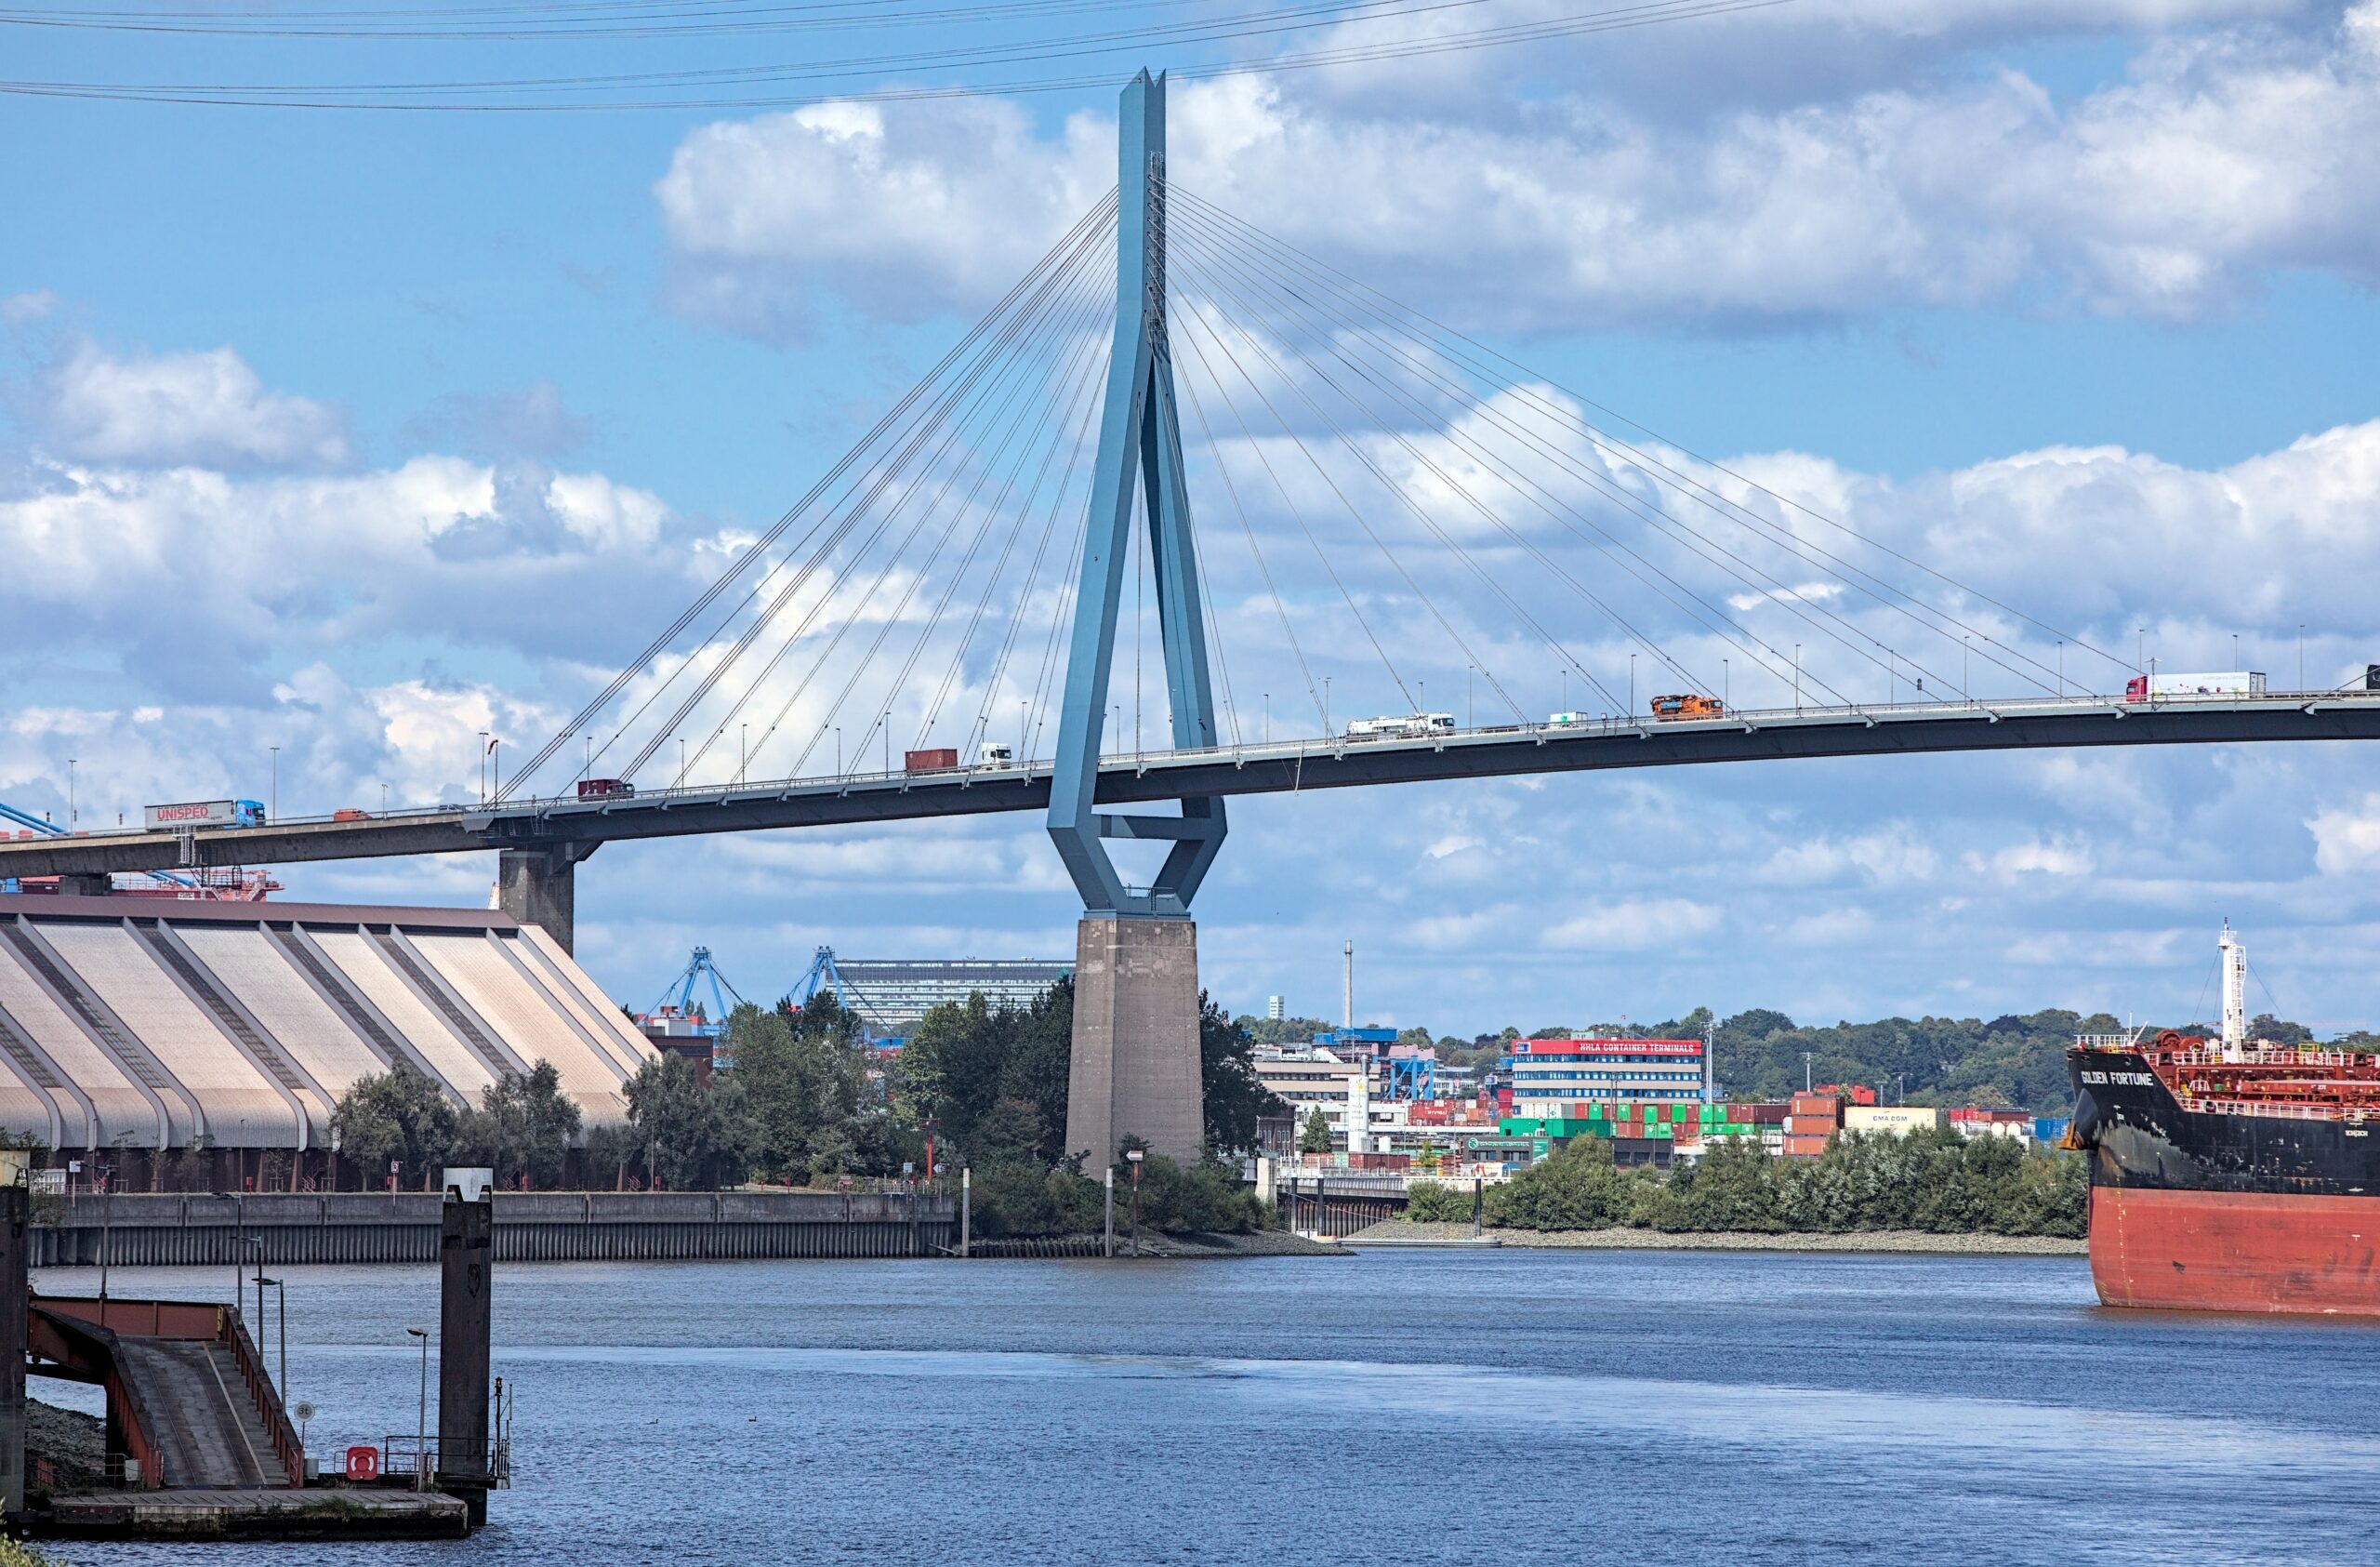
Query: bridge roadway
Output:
[[7, 691, 2378, 878]]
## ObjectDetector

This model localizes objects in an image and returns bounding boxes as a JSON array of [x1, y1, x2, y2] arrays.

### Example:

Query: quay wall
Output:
[[25, 1191, 954, 1266]]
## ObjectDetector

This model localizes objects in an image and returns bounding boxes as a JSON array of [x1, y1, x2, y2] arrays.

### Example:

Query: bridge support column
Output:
[[1066, 916, 1205, 1168], [496, 842, 592, 955], [437, 1170, 494, 1527]]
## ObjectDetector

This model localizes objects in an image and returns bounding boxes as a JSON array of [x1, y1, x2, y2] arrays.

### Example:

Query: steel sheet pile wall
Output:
[[27, 1191, 951, 1265], [0, 897, 653, 1153]]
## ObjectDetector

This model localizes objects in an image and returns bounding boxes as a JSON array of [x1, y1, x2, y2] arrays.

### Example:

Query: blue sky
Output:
[[8, 1, 2380, 1043]]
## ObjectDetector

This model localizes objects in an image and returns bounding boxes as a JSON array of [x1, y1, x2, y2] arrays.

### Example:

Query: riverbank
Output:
[[1345, 1220, 2086, 1255], [967, 1228, 1346, 1258]]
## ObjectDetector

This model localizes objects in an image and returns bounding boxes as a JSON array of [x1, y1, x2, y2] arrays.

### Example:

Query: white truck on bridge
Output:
[[2125, 671, 2267, 701], [1345, 713, 1455, 740]]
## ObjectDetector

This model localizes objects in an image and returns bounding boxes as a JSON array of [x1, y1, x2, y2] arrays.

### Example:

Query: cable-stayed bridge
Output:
[[8, 70, 2371, 1162], [7, 692, 2376, 879]]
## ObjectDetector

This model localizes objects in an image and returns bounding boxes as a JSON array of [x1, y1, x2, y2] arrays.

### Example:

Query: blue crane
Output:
[[644, 947, 746, 1038]]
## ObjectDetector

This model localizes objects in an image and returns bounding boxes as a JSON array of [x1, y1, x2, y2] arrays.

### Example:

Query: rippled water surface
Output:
[[32, 1248, 2380, 1565]]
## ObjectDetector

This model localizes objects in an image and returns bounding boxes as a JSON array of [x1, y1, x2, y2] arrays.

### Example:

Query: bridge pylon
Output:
[[1050, 69, 1220, 1169]]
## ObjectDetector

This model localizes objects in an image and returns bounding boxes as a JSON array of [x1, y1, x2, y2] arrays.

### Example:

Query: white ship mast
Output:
[[2219, 920, 2248, 1059]]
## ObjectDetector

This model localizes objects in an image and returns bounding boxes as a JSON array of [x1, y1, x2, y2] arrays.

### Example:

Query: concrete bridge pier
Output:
[[495, 841, 593, 954], [1066, 916, 1205, 1169]]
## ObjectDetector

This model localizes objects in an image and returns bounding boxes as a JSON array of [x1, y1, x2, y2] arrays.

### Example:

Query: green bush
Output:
[[1403, 1180, 1475, 1224], [1486, 1129, 2086, 1237]]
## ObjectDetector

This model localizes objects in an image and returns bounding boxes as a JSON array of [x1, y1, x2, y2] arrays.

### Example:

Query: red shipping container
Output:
[[903, 748, 960, 771]]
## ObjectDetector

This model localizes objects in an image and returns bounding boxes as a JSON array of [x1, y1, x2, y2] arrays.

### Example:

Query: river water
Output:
[[30, 1248, 2380, 1566]]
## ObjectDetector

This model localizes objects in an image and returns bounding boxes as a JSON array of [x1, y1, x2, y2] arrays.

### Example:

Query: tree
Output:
[[1486, 1135, 1636, 1229], [892, 980, 1073, 1167], [624, 1053, 750, 1189], [727, 993, 899, 1183], [453, 1061, 581, 1189], [1298, 1106, 1334, 1153], [331, 1068, 458, 1186], [1200, 992, 1285, 1155]]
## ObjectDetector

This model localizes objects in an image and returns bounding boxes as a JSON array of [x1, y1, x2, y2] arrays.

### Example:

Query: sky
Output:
[[7, 1, 2380, 1041]]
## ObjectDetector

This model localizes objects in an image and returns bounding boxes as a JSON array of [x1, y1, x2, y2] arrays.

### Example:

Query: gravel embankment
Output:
[[1345, 1219, 2086, 1255], [28, 1397, 108, 1491]]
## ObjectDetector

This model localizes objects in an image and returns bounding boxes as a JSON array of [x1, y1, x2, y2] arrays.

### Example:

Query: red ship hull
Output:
[[2089, 1186, 2380, 1316]]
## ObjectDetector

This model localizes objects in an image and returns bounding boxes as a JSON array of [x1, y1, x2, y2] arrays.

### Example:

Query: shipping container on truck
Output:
[[904, 748, 960, 772], [577, 778, 635, 801], [2123, 671, 2266, 701], [143, 799, 265, 830]]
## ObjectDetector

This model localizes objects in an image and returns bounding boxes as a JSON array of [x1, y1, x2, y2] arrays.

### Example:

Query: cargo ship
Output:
[[2066, 923, 2380, 1316]]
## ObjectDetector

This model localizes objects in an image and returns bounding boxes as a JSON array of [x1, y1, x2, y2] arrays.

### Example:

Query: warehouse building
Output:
[[825, 955, 1072, 1033], [0, 894, 653, 1187]]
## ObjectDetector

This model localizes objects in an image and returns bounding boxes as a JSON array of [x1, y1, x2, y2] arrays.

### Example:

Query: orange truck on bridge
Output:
[[1649, 694, 1724, 721]]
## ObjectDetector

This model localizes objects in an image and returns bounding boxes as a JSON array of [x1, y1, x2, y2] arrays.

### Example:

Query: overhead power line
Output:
[[0, 0, 1800, 110]]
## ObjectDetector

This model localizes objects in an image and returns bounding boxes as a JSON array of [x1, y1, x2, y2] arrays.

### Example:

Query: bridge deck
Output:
[[6, 693, 2377, 876]]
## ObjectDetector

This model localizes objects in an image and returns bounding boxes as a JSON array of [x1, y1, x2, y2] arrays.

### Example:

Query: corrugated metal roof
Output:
[[0, 895, 651, 1150]]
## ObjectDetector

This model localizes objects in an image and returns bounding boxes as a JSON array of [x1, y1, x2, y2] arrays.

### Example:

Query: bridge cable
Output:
[[593, 219, 1097, 785], [608, 193, 1115, 784], [916, 304, 1117, 756], [498, 192, 1115, 800], [1172, 218, 1755, 703], [1172, 193, 1967, 700], [1171, 206, 1884, 701], [732, 231, 1116, 779], [965, 336, 1111, 763], [1172, 188, 2105, 691], [766, 242, 1118, 777], [873, 277, 1121, 760], [1172, 262, 1594, 722], [1170, 339, 1328, 742], [1170, 291, 1428, 723]]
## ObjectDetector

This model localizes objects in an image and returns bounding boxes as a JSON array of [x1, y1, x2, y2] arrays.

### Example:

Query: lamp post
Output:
[[405, 1326, 430, 1491], [66, 759, 76, 830], [476, 733, 488, 804], [268, 747, 278, 820], [1125, 1149, 1144, 1257], [258, 1275, 287, 1396]]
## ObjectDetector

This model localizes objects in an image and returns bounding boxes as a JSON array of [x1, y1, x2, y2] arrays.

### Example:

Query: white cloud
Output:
[[654, 6, 2380, 332], [2308, 793, 2380, 873], [27, 338, 352, 470], [1538, 897, 1725, 950]]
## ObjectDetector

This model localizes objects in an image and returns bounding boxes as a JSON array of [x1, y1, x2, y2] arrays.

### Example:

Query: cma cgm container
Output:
[[143, 799, 266, 830], [1844, 1106, 1950, 1135]]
